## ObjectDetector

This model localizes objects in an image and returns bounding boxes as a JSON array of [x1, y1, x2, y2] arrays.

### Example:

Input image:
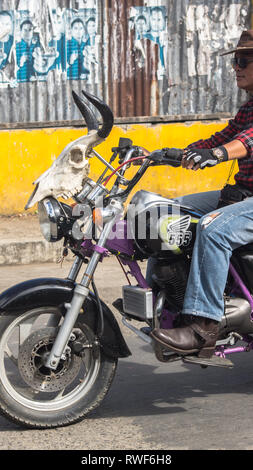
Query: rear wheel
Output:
[[0, 307, 117, 428]]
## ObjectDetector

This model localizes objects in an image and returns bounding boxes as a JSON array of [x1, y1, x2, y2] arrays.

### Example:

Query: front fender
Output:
[[0, 278, 74, 313], [0, 277, 131, 358]]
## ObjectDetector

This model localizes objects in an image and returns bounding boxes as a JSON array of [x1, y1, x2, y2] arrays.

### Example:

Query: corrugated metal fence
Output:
[[0, 0, 251, 126]]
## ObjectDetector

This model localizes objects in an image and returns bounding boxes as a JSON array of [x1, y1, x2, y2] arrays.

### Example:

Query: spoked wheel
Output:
[[0, 307, 117, 428]]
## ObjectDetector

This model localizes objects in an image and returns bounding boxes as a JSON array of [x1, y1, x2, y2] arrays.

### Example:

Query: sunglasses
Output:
[[231, 57, 253, 69]]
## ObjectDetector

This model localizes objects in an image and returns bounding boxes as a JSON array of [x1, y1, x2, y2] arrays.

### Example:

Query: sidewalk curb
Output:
[[0, 239, 63, 265]]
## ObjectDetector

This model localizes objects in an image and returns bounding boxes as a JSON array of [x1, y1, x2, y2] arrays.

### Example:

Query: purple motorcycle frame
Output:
[[81, 219, 253, 360]]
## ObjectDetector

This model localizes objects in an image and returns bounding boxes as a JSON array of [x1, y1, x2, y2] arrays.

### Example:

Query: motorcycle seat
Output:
[[234, 243, 253, 253]]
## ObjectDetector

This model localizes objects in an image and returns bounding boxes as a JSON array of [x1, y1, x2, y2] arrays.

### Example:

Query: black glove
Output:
[[183, 146, 228, 169], [148, 147, 183, 165]]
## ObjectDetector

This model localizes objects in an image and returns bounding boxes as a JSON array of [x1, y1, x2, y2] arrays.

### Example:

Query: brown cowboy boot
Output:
[[150, 314, 220, 358]]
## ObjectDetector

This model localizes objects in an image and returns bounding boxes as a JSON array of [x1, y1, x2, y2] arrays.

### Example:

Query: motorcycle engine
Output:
[[152, 260, 253, 338], [219, 296, 253, 337], [152, 256, 191, 309]]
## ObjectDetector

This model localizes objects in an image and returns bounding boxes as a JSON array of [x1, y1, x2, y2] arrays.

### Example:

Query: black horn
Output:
[[72, 90, 99, 131], [82, 90, 114, 138]]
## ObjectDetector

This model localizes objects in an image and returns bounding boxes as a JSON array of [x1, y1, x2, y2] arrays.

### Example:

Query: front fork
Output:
[[45, 211, 119, 370]]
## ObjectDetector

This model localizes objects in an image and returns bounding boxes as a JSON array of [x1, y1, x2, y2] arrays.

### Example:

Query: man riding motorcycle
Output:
[[148, 30, 253, 359]]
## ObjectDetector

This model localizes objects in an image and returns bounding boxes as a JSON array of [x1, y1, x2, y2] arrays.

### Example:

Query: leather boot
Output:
[[150, 315, 220, 358]]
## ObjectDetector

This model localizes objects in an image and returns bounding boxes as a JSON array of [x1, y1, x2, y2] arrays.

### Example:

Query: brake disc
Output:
[[18, 327, 82, 392]]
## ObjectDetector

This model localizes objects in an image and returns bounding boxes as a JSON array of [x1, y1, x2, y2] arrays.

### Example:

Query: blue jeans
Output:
[[146, 190, 253, 322]]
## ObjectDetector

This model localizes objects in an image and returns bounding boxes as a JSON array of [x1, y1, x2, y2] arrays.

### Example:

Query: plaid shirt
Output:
[[16, 39, 40, 82], [67, 38, 89, 79], [187, 97, 253, 191], [0, 35, 13, 70]]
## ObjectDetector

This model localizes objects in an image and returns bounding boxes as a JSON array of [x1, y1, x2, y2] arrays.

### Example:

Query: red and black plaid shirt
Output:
[[187, 97, 253, 191]]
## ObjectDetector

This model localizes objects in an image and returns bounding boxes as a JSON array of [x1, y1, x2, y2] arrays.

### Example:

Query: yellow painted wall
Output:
[[0, 119, 236, 214]]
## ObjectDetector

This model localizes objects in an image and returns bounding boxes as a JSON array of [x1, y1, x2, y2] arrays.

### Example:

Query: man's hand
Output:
[[69, 52, 78, 65], [148, 147, 183, 165], [20, 54, 28, 67], [182, 147, 228, 170]]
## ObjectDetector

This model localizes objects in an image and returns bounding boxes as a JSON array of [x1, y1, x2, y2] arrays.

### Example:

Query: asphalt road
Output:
[[0, 259, 253, 451]]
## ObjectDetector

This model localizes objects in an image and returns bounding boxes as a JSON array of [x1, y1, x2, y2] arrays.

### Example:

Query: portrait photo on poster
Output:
[[129, 5, 168, 79], [0, 3, 100, 88]]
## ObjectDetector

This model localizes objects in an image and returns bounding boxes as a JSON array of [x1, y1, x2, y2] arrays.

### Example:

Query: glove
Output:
[[148, 148, 183, 165], [183, 146, 228, 170]]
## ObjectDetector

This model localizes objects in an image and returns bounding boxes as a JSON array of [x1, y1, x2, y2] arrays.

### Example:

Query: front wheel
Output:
[[0, 307, 117, 428]]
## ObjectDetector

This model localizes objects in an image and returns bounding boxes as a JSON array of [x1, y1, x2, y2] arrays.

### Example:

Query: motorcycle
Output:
[[0, 91, 253, 429]]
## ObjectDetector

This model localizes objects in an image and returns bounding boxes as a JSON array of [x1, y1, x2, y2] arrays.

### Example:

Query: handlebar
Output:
[[149, 158, 182, 167], [105, 156, 150, 202], [92, 142, 183, 203], [102, 155, 147, 186]]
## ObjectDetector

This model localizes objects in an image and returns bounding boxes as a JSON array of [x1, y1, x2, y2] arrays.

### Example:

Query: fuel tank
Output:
[[128, 190, 200, 259]]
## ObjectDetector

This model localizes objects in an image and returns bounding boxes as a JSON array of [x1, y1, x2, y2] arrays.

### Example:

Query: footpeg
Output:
[[153, 341, 182, 363], [183, 354, 234, 369]]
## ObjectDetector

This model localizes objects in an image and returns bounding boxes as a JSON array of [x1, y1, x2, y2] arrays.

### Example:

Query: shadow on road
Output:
[[0, 336, 252, 432]]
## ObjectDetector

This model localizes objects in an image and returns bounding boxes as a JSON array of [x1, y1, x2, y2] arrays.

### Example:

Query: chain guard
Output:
[[18, 327, 82, 392]]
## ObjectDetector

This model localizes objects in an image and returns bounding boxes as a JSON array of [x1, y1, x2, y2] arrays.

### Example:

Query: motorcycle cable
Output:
[[225, 159, 236, 185], [101, 157, 145, 186], [102, 147, 150, 187], [105, 157, 151, 202], [95, 149, 119, 185], [116, 255, 132, 285]]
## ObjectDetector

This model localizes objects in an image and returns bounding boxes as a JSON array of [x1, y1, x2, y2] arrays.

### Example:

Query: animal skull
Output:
[[25, 90, 114, 210], [25, 130, 103, 209]]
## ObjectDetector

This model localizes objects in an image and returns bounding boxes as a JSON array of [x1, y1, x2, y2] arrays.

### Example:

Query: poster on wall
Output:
[[0, 2, 100, 87], [129, 5, 168, 81], [0, 10, 16, 87], [65, 8, 98, 81], [0, 0, 250, 120]]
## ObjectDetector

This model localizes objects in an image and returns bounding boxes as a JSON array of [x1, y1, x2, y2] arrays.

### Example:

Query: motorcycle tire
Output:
[[0, 307, 117, 429]]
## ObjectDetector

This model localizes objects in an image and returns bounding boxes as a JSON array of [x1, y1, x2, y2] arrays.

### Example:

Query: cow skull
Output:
[[25, 91, 114, 209]]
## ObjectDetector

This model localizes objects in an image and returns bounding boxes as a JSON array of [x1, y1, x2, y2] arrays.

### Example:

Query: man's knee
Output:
[[198, 211, 223, 233], [195, 211, 227, 246]]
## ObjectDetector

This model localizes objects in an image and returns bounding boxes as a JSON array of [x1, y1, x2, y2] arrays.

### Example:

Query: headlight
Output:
[[38, 197, 72, 242]]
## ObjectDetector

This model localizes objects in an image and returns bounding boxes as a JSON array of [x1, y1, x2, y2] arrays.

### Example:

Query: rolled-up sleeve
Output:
[[184, 98, 253, 190], [187, 118, 241, 149], [233, 127, 253, 157], [187, 98, 253, 155]]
